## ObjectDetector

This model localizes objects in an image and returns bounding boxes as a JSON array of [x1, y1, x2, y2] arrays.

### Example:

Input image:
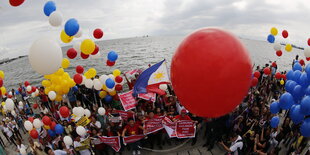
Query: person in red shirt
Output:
[[39, 87, 50, 110], [145, 111, 163, 149], [173, 109, 192, 121], [122, 118, 144, 155]]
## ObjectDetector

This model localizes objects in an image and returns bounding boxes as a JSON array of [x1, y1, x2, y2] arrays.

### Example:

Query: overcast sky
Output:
[[0, 0, 310, 59]]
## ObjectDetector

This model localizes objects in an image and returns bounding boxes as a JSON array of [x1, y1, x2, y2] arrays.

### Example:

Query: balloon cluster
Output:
[[106, 51, 118, 66], [268, 27, 292, 57], [269, 62, 310, 137], [41, 68, 76, 101], [23, 81, 39, 98]]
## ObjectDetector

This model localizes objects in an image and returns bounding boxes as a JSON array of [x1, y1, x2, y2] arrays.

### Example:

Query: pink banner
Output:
[[144, 117, 164, 134], [118, 90, 137, 111], [138, 92, 156, 102], [123, 135, 145, 145], [162, 117, 176, 138], [99, 136, 121, 152], [114, 110, 135, 121], [176, 120, 195, 138]]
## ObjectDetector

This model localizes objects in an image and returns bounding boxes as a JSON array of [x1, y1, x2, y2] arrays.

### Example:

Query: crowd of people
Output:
[[0, 61, 309, 155]]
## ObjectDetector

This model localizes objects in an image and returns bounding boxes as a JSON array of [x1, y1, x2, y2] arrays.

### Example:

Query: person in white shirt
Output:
[[16, 139, 27, 154], [45, 147, 69, 155], [3, 123, 17, 146], [219, 133, 243, 155], [90, 116, 101, 129]]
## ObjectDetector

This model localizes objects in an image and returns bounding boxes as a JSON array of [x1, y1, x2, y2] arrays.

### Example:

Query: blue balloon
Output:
[[15, 90, 19, 95], [270, 116, 280, 128], [48, 129, 56, 137], [285, 80, 297, 93], [73, 86, 78, 92], [43, 1, 56, 16], [290, 105, 304, 124], [305, 64, 310, 77], [104, 95, 113, 102], [267, 34, 275, 43], [293, 63, 302, 71], [54, 124, 64, 134], [286, 70, 294, 80], [105, 78, 115, 89], [279, 92, 294, 110], [305, 86, 310, 96], [293, 70, 302, 82], [300, 118, 310, 137], [107, 51, 118, 62], [64, 18, 80, 36], [299, 73, 308, 87], [270, 102, 280, 114], [300, 96, 310, 115], [292, 85, 304, 101]]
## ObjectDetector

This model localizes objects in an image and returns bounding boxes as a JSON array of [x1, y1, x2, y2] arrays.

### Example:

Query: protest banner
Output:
[[75, 138, 91, 151], [123, 135, 145, 145], [137, 92, 156, 102], [118, 90, 137, 111], [144, 117, 164, 134], [114, 110, 135, 121], [99, 136, 121, 152], [76, 116, 91, 127], [176, 120, 195, 138], [162, 117, 176, 138]]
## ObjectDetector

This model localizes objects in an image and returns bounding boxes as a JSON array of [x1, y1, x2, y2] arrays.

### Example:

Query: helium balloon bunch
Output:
[[22, 81, 39, 98], [268, 27, 293, 57], [269, 62, 310, 137], [106, 51, 118, 67], [41, 68, 76, 101]]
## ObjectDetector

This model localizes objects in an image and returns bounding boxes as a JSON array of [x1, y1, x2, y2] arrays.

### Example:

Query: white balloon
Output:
[[85, 79, 93, 89], [99, 75, 109, 84], [49, 11, 63, 27], [8, 92, 12, 96], [304, 48, 310, 58], [75, 107, 84, 117], [84, 109, 91, 117], [76, 126, 86, 136], [35, 89, 39, 96], [73, 42, 81, 53], [98, 107, 106, 116], [33, 118, 42, 129], [48, 91, 56, 100], [64, 136, 73, 146], [273, 43, 281, 51], [26, 86, 32, 92], [81, 75, 86, 85], [159, 84, 168, 91], [11, 110, 16, 117], [72, 107, 78, 116], [20, 148, 27, 155], [24, 120, 33, 131], [29, 37, 63, 75], [5, 99, 14, 111], [93, 79, 102, 90], [31, 93, 36, 98], [18, 101, 23, 107], [75, 28, 83, 38], [108, 74, 115, 80]]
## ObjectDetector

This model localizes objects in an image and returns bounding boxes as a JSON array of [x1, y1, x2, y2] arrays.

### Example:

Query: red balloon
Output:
[[28, 117, 34, 123], [272, 62, 277, 67], [50, 121, 57, 130], [18, 87, 22, 93], [282, 30, 288, 38], [170, 28, 252, 118], [307, 57, 310, 61], [106, 60, 115, 67], [73, 74, 83, 84], [93, 28, 104, 39], [253, 71, 261, 78], [275, 72, 281, 79], [91, 45, 99, 55], [251, 77, 258, 87], [308, 38, 310, 46], [299, 59, 305, 66], [33, 103, 38, 109], [30, 129, 39, 139], [276, 50, 282, 57], [27, 91, 32, 94], [7, 94, 12, 98], [115, 76, 123, 83], [59, 106, 70, 118], [42, 116, 51, 126], [67, 48, 77, 59], [281, 74, 286, 80], [81, 52, 89, 59], [263, 67, 271, 75], [24, 81, 30, 87], [0, 78, 3, 87], [31, 86, 36, 92], [115, 84, 123, 91], [9, 0, 25, 7], [76, 65, 84, 74]]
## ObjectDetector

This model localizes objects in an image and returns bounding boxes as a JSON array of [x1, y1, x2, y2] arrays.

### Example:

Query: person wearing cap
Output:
[[173, 109, 192, 121]]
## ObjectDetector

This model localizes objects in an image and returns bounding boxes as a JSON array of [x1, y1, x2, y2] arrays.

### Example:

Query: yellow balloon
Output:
[[44, 87, 50, 95], [44, 74, 53, 79], [42, 80, 51, 87], [61, 80, 69, 88], [61, 58, 70, 69], [270, 27, 278, 36], [55, 68, 65, 76], [280, 80, 285, 85], [1, 102, 5, 106], [113, 69, 121, 77], [99, 91, 107, 98], [62, 87, 70, 94], [44, 125, 50, 130], [102, 84, 108, 91], [55, 85, 62, 93], [0, 87, 6, 95], [109, 90, 117, 96], [69, 79, 76, 87], [55, 95, 63, 102], [51, 76, 61, 85], [84, 72, 92, 79], [81, 39, 95, 55], [285, 44, 292, 52], [0, 70, 4, 79], [63, 72, 70, 78], [88, 68, 97, 78], [60, 30, 73, 43]]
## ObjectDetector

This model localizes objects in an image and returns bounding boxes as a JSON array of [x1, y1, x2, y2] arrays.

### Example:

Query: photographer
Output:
[[219, 132, 243, 155]]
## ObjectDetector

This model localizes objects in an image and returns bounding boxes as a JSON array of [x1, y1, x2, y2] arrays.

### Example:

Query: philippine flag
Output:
[[133, 60, 170, 96]]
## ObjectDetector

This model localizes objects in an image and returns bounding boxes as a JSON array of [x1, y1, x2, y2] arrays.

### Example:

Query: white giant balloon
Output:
[[304, 48, 310, 58], [5, 99, 14, 111], [49, 11, 63, 27], [75, 107, 84, 117], [26, 86, 32, 92], [48, 91, 57, 100], [73, 42, 81, 53], [273, 43, 281, 51], [74, 28, 83, 38], [76, 126, 86, 136], [64, 136, 73, 145], [93, 79, 102, 90], [84, 109, 91, 117], [99, 75, 109, 84], [24, 120, 33, 131], [159, 84, 168, 91], [29, 37, 63, 75], [85, 79, 93, 89], [98, 107, 106, 116], [20, 148, 27, 155], [33, 118, 42, 129]]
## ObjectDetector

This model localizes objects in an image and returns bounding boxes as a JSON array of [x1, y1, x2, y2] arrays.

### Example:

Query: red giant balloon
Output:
[[9, 0, 25, 7], [42, 116, 51, 126], [30, 129, 39, 139], [91, 45, 99, 55], [73, 74, 83, 84], [251, 77, 258, 87], [0, 78, 3, 87], [106, 60, 115, 67], [275, 72, 281, 79], [24, 81, 30, 87], [81, 52, 89, 59], [93, 29, 104, 39], [170, 28, 252, 118], [282, 30, 288, 38], [76, 65, 84, 74], [253, 71, 261, 79], [67, 48, 77, 59], [276, 50, 282, 57], [59, 106, 70, 118]]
